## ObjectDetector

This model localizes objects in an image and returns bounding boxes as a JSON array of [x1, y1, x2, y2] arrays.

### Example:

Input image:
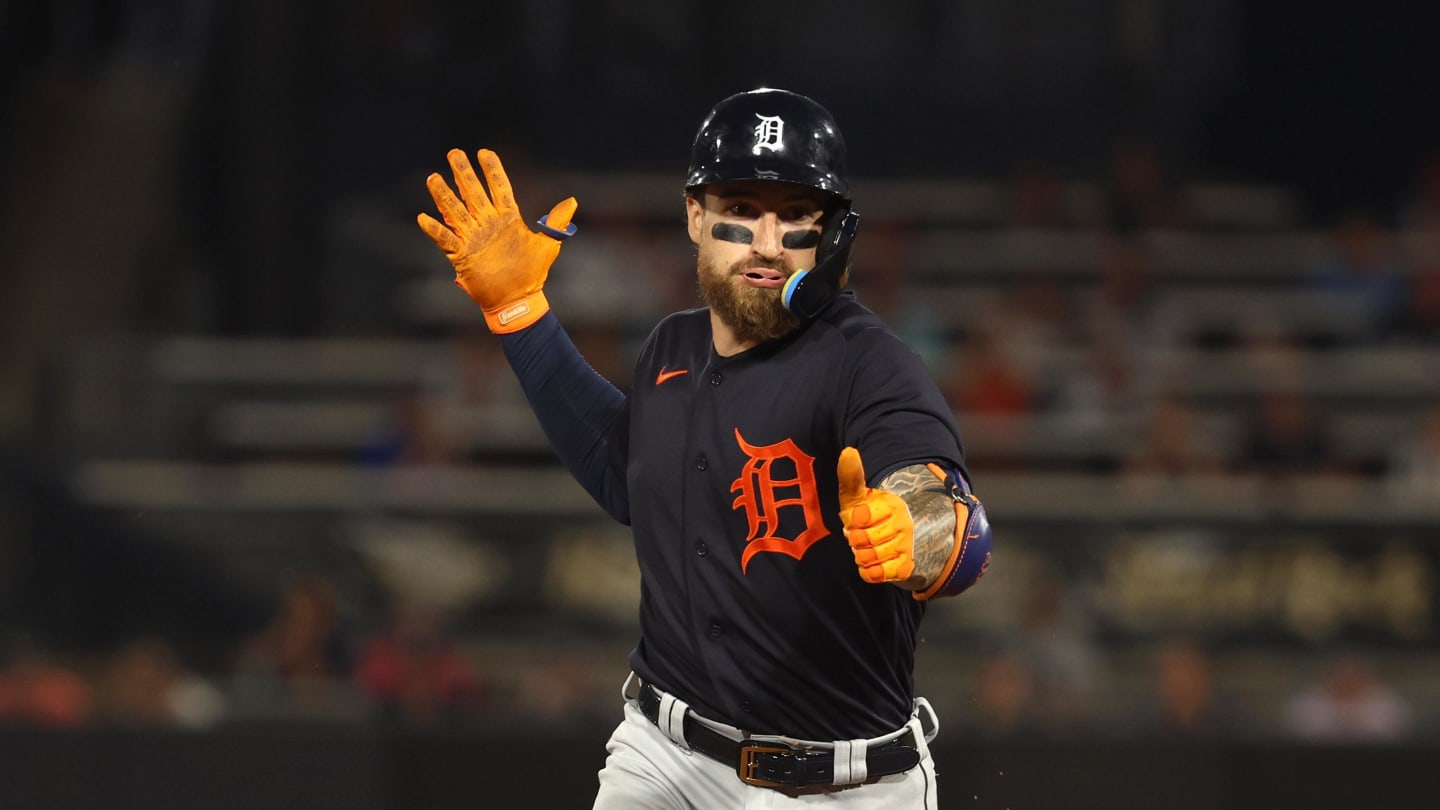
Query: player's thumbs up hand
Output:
[[417, 148, 578, 334], [837, 447, 916, 584]]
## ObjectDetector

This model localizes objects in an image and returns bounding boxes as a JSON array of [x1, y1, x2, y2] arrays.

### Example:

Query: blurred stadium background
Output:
[[2, 1, 1438, 807]]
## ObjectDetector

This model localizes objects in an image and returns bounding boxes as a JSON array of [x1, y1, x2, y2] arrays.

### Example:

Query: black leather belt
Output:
[[637, 682, 920, 791]]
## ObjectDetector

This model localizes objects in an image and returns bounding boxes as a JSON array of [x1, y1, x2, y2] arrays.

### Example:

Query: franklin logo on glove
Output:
[[418, 148, 577, 334]]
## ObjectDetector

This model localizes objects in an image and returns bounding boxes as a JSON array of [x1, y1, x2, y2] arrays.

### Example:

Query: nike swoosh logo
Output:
[[656, 366, 689, 385]]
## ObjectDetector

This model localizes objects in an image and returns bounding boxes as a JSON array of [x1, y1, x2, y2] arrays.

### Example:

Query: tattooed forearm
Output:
[[878, 463, 957, 591]]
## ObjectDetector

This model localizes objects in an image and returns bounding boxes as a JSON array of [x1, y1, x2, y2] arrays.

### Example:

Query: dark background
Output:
[[2, 1, 1439, 807]]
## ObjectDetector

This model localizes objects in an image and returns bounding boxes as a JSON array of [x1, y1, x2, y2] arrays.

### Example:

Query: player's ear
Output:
[[685, 193, 705, 246]]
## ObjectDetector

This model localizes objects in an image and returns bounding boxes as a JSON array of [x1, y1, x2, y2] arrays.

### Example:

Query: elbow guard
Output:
[[914, 464, 992, 601]]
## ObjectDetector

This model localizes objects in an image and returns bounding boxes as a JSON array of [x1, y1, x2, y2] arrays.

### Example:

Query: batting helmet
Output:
[[685, 88, 851, 200], [685, 88, 860, 320]]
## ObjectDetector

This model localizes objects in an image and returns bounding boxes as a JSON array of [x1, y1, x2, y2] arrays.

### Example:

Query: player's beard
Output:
[[697, 254, 801, 345]]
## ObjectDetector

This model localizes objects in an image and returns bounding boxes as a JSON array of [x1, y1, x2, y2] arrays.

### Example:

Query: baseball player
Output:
[[418, 88, 991, 808]]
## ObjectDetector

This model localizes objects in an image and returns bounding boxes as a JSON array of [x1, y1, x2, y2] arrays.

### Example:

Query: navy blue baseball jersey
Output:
[[620, 291, 967, 741]]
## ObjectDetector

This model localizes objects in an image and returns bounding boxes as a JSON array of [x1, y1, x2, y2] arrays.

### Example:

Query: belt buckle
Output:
[[737, 742, 793, 788]]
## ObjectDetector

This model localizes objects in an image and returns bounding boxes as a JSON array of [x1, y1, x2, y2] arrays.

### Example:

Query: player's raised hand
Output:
[[836, 447, 916, 584], [417, 148, 578, 334]]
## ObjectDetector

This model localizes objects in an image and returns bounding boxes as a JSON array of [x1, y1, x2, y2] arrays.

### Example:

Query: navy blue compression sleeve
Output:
[[499, 312, 630, 523]]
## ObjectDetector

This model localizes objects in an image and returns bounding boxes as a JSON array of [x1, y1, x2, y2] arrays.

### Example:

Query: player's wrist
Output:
[[483, 290, 550, 334]]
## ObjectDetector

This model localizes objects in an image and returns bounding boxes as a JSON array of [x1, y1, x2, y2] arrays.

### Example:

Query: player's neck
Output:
[[709, 312, 759, 357]]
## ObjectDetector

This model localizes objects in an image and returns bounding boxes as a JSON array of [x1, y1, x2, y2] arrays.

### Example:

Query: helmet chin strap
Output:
[[781, 209, 860, 320]]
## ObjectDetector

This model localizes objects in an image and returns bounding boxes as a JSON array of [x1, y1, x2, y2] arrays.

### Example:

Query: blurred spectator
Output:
[[1006, 160, 1074, 229], [94, 636, 225, 729], [1398, 244, 1440, 343], [1234, 321, 1310, 394], [1234, 390, 1336, 480], [1103, 137, 1185, 233], [368, 327, 540, 467], [1133, 638, 1238, 739], [1092, 234, 1155, 334], [1082, 233, 1185, 365], [447, 326, 528, 408], [546, 212, 675, 333], [1307, 210, 1407, 345], [999, 282, 1075, 389], [947, 326, 1036, 418], [360, 385, 462, 468], [1283, 654, 1414, 743], [1385, 404, 1440, 500], [0, 637, 94, 728], [1007, 568, 1107, 735], [356, 602, 485, 728], [509, 650, 612, 734], [967, 648, 1041, 739], [1399, 149, 1440, 233], [228, 575, 363, 722], [1051, 333, 1147, 449], [1123, 395, 1222, 479], [945, 319, 1036, 467], [851, 220, 947, 372]]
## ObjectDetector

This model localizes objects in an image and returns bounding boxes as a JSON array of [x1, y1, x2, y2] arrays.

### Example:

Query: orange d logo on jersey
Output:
[[729, 428, 830, 573]]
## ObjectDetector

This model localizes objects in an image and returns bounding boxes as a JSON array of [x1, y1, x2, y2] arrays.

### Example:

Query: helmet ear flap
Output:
[[782, 209, 860, 320], [817, 203, 857, 266]]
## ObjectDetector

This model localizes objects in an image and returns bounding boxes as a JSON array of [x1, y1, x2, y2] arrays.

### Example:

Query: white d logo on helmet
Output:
[[752, 114, 785, 154]]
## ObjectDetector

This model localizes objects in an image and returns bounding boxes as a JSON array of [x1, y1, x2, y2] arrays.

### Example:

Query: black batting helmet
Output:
[[685, 88, 851, 201]]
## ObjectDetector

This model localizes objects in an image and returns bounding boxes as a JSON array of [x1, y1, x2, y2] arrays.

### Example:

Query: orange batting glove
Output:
[[417, 148, 578, 334], [837, 447, 916, 584]]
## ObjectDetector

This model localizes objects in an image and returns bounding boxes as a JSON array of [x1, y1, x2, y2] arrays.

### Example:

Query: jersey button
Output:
[[741, 700, 754, 714], [707, 622, 723, 638], [695, 455, 708, 471], [710, 371, 723, 386], [695, 541, 709, 557]]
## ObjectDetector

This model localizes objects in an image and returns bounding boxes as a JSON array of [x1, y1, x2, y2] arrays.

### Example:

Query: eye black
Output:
[[782, 230, 821, 250], [712, 223, 753, 244]]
